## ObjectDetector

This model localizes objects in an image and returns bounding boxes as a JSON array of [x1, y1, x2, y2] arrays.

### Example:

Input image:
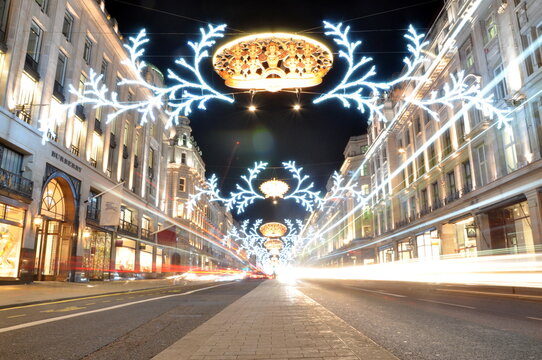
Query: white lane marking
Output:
[[346, 286, 407, 298], [7, 314, 26, 319], [0, 283, 232, 334], [526, 316, 542, 321], [418, 298, 476, 309]]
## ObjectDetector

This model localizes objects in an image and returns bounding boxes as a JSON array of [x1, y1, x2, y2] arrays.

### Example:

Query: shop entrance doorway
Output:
[[34, 178, 76, 281]]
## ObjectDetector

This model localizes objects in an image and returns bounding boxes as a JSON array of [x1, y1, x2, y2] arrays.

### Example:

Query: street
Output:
[[0, 280, 261, 360], [297, 279, 542, 360]]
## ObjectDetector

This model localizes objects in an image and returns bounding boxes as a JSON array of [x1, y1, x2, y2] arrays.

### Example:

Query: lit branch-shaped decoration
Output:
[[67, 25, 233, 129], [314, 22, 429, 122], [322, 172, 366, 205], [187, 162, 268, 215], [404, 71, 512, 129], [230, 161, 268, 213], [283, 161, 322, 212]]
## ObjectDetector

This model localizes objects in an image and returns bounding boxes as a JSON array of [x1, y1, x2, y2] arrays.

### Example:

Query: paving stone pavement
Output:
[[153, 280, 397, 360]]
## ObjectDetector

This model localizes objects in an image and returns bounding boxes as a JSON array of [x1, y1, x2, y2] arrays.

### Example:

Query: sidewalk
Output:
[[153, 281, 397, 360], [0, 278, 189, 308]]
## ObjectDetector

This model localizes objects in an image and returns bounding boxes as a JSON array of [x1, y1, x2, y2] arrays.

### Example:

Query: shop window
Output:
[[0, 219, 24, 278], [416, 232, 441, 260], [62, 11, 74, 41], [82, 229, 112, 280], [139, 243, 153, 273], [115, 238, 135, 273], [487, 201, 534, 253]]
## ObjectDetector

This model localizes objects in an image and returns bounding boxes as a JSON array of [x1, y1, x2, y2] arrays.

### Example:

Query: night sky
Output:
[[105, 0, 444, 223]]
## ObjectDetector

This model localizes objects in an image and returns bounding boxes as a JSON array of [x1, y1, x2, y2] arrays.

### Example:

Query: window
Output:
[[484, 13, 498, 43], [0, 0, 10, 39], [447, 171, 456, 196], [181, 152, 186, 165], [407, 163, 414, 185], [461, 39, 475, 69], [86, 189, 101, 221], [420, 188, 428, 211], [404, 129, 411, 146], [179, 178, 186, 192], [148, 148, 155, 178], [16, 73, 37, 123], [83, 36, 93, 65], [27, 21, 42, 63], [409, 196, 416, 219], [442, 129, 453, 156], [78, 73, 87, 95], [35, 0, 48, 12], [431, 181, 440, 206], [457, 117, 466, 145], [181, 134, 188, 146], [55, 52, 67, 87], [0, 144, 23, 174], [502, 129, 517, 173], [415, 117, 422, 134], [494, 64, 508, 100], [62, 12, 74, 41], [90, 133, 101, 167], [428, 143, 437, 168], [462, 160, 472, 191], [361, 184, 369, 195], [417, 154, 426, 177], [120, 206, 134, 224], [361, 163, 369, 176], [123, 123, 129, 147], [100, 59, 109, 81], [521, 27, 542, 76], [476, 144, 488, 186], [71, 117, 84, 155]]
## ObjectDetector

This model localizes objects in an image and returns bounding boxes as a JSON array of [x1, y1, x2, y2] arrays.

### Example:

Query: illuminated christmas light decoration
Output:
[[282, 161, 322, 212], [404, 71, 512, 129], [259, 222, 288, 238], [186, 161, 267, 214], [213, 33, 333, 92], [314, 22, 429, 122], [259, 179, 290, 199], [67, 25, 233, 131]]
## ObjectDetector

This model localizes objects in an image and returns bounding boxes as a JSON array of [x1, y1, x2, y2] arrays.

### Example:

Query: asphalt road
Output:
[[297, 279, 542, 360], [0, 279, 262, 360]]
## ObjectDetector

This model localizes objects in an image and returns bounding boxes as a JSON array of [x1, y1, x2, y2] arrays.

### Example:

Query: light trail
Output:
[[290, 251, 542, 288]]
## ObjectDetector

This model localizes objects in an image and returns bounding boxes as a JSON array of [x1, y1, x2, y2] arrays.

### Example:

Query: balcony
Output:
[[24, 54, 40, 81], [444, 190, 461, 205], [119, 219, 138, 236], [0, 167, 33, 200], [141, 228, 152, 240], [53, 81, 65, 103], [90, 158, 97, 168], [70, 145, 80, 156], [15, 104, 32, 124]]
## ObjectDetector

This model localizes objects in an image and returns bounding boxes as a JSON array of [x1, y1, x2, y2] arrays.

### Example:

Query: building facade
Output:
[[0, 0, 245, 283], [301, 0, 542, 266]]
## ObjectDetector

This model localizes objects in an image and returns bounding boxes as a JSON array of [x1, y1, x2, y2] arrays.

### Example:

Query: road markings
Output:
[[85, 303, 96, 305], [346, 286, 407, 298], [41, 306, 86, 313], [526, 316, 542, 321], [0, 283, 232, 334], [436, 288, 542, 301], [7, 314, 26, 319], [418, 298, 476, 309]]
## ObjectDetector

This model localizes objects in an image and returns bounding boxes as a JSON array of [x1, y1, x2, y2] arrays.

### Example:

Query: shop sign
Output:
[[51, 151, 82, 173]]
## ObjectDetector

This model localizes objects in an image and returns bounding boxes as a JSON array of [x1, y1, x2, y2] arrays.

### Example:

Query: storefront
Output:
[[416, 229, 441, 261], [139, 243, 153, 273], [155, 248, 163, 273], [378, 244, 395, 263], [397, 238, 415, 261], [0, 202, 25, 279], [487, 200, 534, 253], [115, 238, 136, 276], [82, 227, 112, 280], [449, 217, 478, 257]]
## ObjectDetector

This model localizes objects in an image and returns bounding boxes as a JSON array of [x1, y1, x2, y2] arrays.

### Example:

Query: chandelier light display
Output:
[[259, 179, 289, 199], [213, 33, 333, 92], [259, 222, 288, 238]]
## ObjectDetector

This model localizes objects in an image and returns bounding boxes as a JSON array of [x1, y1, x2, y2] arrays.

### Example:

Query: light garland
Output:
[[66, 25, 233, 131]]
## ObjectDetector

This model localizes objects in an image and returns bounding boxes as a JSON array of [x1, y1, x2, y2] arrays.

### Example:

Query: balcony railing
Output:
[[0, 167, 33, 199], [444, 190, 461, 205], [70, 145, 80, 156], [15, 104, 32, 124], [90, 158, 97, 168], [141, 228, 152, 240], [53, 81, 65, 103], [119, 219, 138, 236], [24, 54, 40, 81]]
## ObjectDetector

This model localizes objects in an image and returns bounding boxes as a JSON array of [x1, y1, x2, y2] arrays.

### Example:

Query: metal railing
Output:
[[70, 145, 79, 156], [0, 167, 33, 199], [141, 228, 152, 240], [86, 204, 100, 221], [119, 219, 138, 236]]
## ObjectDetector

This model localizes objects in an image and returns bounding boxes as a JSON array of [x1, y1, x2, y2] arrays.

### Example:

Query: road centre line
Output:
[[436, 288, 542, 301], [418, 298, 476, 309], [346, 286, 407, 298], [526, 316, 542, 321], [0, 282, 232, 334], [7, 314, 26, 319]]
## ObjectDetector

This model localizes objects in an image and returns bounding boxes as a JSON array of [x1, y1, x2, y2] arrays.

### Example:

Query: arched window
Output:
[[41, 179, 65, 221], [182, 134, 188, 146]]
